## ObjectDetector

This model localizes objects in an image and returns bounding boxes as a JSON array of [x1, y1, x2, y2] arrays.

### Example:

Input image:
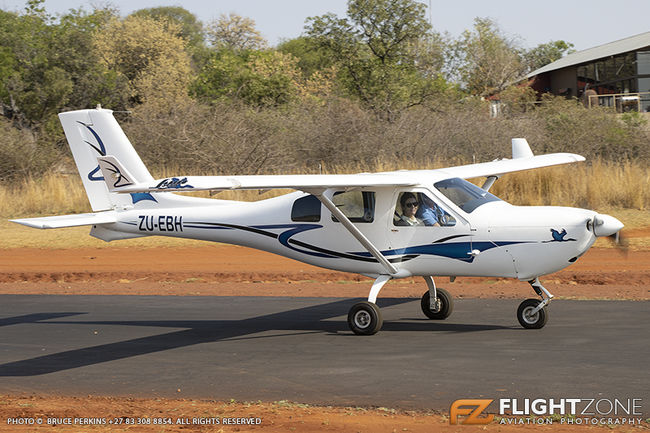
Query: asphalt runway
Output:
[[0, 295, 648, 412]]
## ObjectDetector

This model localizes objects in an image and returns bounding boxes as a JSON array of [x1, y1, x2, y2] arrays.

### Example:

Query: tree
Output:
[[206, 13, 267, 52], [93, 15, 193, 109], [191, 49, 303, 107], [523, 40, 574, 73], [345, 0, 431, 63], [0, 6, 71, 127], [131, 7, 204, 47], [278, 36, 335, 78], [452, 17, 525, 97], [0, 2, 125, 129], [306, 0, 446, 119], [130, 7, 209, 67]]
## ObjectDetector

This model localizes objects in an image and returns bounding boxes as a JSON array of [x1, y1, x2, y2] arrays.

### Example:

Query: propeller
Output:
[[587, 213, 627, 254], [590, 214, 624, 237], [607, 230, 629, 256]]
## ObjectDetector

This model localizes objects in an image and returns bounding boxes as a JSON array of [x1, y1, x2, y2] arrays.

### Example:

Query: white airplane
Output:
[[12, 108, 624, 335]]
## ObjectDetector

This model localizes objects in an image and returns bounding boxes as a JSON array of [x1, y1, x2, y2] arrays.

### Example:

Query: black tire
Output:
[[420, 288, 453, 320], [348, 301, 383, 335], [517, 298, 548, 329]]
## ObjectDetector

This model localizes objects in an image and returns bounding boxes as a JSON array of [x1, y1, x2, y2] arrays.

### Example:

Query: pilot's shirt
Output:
[[398, 215, 423, 226]]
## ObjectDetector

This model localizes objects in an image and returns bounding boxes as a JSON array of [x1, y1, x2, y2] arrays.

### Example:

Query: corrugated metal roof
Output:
[[527, 31, 650, 78]]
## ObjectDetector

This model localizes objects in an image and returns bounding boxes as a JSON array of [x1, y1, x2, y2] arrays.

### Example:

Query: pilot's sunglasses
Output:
[[405, 201, 418, 208]]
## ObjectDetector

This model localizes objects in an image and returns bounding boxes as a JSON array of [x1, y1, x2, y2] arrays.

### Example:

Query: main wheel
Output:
[[420, 288, 453, 320], [348, 301, 383, 335], [517, 298, 548, 329]]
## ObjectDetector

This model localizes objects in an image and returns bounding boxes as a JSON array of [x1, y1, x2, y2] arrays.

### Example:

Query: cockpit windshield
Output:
[[434, 178, 502, 213]]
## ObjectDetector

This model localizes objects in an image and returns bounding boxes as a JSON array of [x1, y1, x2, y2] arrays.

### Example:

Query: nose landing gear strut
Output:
[[517, 277, 554, 329]]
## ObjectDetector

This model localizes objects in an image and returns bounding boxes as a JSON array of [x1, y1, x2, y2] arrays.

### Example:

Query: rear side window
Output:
[[331, 191, 375, 223], [291, 194, 321, 222]]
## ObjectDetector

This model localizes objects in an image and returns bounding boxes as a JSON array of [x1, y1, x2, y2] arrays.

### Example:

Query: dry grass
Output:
[[490, 159, 649, 209]]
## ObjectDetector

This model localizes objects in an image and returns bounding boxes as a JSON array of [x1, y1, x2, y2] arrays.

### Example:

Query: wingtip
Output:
[[512, 138, 534, 159]]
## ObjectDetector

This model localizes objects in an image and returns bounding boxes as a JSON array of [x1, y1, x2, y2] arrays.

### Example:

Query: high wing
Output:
[[97, 156, 419, 194], [98, 139, 583, 195], [386, 138, 585, 180], [423, 152, 584, 180]]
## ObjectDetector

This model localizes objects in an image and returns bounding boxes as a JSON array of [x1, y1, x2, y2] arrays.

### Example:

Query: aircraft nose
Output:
[[591, 214, 624, 237]]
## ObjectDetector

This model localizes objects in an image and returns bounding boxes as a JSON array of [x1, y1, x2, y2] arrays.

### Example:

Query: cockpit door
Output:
[[387, 188, 475, 275]]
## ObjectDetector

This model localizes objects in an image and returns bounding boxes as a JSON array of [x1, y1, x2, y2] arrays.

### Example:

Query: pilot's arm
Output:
[[417, 205, 441, 226]]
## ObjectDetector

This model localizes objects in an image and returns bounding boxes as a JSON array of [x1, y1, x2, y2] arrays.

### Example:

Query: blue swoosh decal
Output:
[[181, 221, 531, 264], [352, 241, 526, 263], [130, 193, 158, 204]]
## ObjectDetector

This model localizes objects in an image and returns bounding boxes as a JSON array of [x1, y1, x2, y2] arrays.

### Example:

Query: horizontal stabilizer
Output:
[[11, 212, 117, 229]]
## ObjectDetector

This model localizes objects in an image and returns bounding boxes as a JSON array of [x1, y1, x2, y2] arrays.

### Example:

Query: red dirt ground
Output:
[[0, 245, 648, 432], [0, 246, 647, 300]]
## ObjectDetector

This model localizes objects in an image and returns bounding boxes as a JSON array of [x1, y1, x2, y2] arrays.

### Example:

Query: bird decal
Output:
[[549, 228, 575, 242]]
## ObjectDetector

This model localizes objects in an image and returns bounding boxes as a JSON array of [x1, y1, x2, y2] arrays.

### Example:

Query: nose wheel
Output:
[[517, 298, 548, 329], [517, 278, 553, 329]]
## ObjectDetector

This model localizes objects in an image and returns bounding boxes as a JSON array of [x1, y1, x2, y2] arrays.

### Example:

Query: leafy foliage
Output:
[[93, 14, 192, 109], [130, 6, 208, 67], [206, 13, 267, 52], [450, 17, 524, 97], [191, 49, 303, 107], [306, 0, 448, 118]]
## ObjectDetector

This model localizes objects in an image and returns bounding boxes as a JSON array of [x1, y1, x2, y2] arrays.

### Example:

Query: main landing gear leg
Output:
[[517, 277, 554, 329], [347, 275, 391, 335], [420, 276, 454, 320]]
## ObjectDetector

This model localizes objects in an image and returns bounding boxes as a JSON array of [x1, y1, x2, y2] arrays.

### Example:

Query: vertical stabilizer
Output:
[[59, 108, 154, 211]]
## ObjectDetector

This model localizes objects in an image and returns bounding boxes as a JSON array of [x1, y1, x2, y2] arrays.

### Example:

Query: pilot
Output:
[[395, 193, 423, 226], [417, 195, 444, 227]]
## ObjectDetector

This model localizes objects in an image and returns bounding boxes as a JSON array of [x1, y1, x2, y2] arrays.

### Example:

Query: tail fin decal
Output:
[[59, 108, 154, 211], [97, 155, 158, 204], [77, 121, 107, 181], [97, 155, 137, 190]]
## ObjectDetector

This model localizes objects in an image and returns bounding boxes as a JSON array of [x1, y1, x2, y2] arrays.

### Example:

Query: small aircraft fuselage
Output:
[[92, 182, 606, 282]]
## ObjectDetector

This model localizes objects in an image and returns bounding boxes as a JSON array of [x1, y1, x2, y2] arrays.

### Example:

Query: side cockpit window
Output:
[[291, 194, 321, 222], [434, 178, 501, 213], [331, 191, 375, 223], [393, 191, 456, 227]]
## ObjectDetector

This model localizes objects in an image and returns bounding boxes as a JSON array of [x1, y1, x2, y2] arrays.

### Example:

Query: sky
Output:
[[1, 0, 649, 52]]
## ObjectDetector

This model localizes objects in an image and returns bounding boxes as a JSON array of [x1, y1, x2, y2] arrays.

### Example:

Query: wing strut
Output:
[[481, 175, 499, 191], [310, 191, 399, 276]]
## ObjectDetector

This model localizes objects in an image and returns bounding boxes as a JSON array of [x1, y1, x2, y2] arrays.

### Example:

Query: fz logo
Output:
[[450, 399, 494, 425]]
